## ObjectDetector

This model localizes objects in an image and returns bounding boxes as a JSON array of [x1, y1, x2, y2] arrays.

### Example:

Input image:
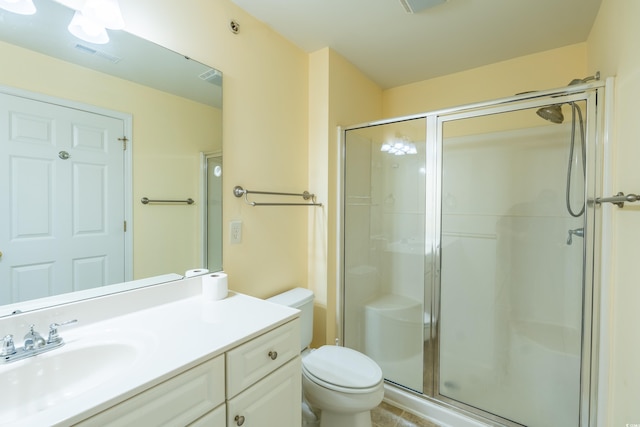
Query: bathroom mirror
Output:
[[0, 0, 222, 316]]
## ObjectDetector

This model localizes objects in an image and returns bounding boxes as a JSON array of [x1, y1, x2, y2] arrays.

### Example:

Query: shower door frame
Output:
[[338, 79, 610, 427]]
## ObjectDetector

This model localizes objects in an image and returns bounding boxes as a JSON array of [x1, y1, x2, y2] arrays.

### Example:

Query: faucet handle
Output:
[[1, 335, 16, 357], [47, 319, 78, 344], [24, 325, 46, 350]]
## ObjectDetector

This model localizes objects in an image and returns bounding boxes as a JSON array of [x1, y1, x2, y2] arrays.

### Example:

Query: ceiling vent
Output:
[[199, 69, 222, 86], [74, 43, 121, 63], [399, 0, 447, 13]]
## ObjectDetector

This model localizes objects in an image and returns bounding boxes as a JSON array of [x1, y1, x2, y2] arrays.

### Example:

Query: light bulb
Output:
[[82, 0, 125, 30], [68, 11, 109, 44], [0, 0, 36, 15]]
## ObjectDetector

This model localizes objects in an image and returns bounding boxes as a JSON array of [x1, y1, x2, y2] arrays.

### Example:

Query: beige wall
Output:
[[0, 40, 221, 279], [308, 48, 382, 347], [587, 0, 640, 424], [383, 43, 588, 118], [117, 0, 309, 297]]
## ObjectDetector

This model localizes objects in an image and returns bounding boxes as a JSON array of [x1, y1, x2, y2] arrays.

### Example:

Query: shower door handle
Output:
[[595, 192, 640, 208]]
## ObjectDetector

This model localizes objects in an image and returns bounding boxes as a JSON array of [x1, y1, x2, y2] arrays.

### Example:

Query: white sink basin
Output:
[[0, 336, 150, 423]]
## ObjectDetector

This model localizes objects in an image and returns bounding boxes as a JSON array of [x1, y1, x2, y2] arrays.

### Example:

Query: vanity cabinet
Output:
[[227, 358, 301, 427], [75, 319, 300, 427], [226, 319, 301, 426], [76, 355, 226, 427]]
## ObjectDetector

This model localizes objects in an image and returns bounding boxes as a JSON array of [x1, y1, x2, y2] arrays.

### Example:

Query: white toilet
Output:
[[267, 287, 384, 427]]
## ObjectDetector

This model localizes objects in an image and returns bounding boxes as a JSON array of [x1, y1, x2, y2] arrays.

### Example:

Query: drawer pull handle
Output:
[[268, 350, 278, 360], [235, 415, 245, 426]]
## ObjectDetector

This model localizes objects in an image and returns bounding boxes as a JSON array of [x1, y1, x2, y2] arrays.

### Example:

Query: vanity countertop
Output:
[[0, 284, 299, 427]]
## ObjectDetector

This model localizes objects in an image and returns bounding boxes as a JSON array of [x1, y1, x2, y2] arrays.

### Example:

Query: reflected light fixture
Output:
[[67, 0, 125, 44], [81, 0, 124, 30], [399, 0, 447, 13], [68, 10, 109, 44], [380, 137, 418, 156], [0, 0, 36, 15]]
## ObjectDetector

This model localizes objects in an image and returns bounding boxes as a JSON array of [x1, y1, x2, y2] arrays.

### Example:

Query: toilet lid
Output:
[[302, 345, 382, 390]]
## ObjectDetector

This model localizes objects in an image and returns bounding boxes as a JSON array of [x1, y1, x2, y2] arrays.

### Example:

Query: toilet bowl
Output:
[[268, 288, 384, 427]]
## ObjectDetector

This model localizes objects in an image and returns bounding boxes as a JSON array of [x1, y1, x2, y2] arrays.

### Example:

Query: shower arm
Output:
[[595, 192, 640, 208]]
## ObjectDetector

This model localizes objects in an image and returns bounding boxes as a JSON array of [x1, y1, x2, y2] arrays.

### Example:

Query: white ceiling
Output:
[[231, 0, 603, 89]]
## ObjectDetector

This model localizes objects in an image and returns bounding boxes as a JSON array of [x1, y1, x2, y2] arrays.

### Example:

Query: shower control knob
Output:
[[268, 350, 278, 360], [235, 415, 245, 426]]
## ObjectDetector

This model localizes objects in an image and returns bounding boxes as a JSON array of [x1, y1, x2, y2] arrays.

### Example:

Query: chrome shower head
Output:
[[533, 71, 599, 124], [536, 104, 564, 124]]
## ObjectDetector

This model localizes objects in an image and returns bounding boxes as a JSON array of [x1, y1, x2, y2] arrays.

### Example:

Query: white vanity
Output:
[[0, 277, 301, 427]]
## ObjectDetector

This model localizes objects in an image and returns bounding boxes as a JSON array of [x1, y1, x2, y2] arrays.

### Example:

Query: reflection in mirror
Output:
[[203, 153, 223, 273], [0, 0, 222, 316]]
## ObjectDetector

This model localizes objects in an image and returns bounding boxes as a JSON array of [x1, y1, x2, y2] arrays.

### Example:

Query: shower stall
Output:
[[339, 78, 609, 426]]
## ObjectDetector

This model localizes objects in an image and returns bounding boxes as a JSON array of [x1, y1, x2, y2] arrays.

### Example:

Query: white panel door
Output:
[[0, 93, 126, 304]]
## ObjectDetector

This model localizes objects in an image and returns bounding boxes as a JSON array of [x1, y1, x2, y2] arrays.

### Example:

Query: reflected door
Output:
[[0, 93, 126, 304]]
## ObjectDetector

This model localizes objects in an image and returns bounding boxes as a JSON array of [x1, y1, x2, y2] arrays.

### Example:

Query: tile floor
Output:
[[371, 401, 442, 427]]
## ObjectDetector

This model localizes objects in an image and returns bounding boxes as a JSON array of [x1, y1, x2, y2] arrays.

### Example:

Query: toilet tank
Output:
[[267, 287, 314, 351]]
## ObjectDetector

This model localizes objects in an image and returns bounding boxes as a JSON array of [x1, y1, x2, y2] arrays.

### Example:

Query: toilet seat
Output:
[[302, 345, 383, 394]]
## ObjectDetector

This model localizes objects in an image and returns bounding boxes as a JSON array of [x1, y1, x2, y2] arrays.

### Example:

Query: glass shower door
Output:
[[343, 118, 429, 393], [437, 101, 589, 426]]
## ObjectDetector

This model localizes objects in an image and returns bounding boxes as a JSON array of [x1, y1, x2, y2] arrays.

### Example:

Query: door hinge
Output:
[[124, 220, 127, 232], [118, 136, 129, 150]]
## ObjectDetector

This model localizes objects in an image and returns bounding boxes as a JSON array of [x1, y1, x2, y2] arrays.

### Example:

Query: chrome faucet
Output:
[[1, 319, 77, 364], [567, 227, 584, 245], [23, 325, 46, 350]]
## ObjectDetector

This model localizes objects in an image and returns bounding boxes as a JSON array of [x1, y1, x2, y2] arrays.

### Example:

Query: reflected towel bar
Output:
[[141, 197, 194, 205], [233, 186, 322, 206], [595, 192, 640, 208]]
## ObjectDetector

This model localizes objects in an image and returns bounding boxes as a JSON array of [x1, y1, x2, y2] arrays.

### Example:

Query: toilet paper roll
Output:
[[202, 272, 228, 301], [185, 268, 209, 277]]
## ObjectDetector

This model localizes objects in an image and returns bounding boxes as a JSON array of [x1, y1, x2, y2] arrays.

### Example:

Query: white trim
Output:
[[336, 126, 345, 344], [596, 76, 615, 426], [0, 83, 134, 282]]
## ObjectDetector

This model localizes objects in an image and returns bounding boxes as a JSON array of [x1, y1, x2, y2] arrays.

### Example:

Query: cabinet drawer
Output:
[[77, 355, 225, 427], [226, 319, 299, 398], [188, 403, 226, 427], [227, 357, 302, 427]]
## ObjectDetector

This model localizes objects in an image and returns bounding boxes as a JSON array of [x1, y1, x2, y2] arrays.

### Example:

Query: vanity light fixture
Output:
[[67, 0, 125, 44], [0, 0, 36, 15]]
